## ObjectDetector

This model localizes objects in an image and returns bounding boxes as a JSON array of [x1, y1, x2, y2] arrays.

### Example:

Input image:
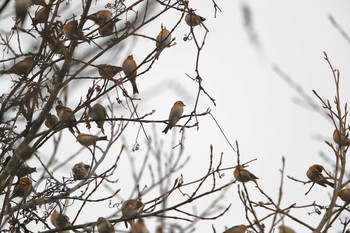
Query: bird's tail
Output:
[[97, 136, 108, 141], [162, 125, 171, 134]]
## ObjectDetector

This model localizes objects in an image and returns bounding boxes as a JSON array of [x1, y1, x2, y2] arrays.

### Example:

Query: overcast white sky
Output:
[[1, 0, 350, 232]]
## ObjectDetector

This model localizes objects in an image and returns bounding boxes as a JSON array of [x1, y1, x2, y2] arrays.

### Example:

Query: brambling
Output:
[[10, 177, 32, 199], [130, 219, 148, 233], [306, 164, 333, 187], [97, 217, 115, 233], [76, 133, 108, 147], [338, 188, 350, 203], [63, 20, 90, 43], [162, 101, 185, 134], [72, 162, 90, 180], [224, 224, 247, 233], [15, 0, 30, 24], [98, 20, 115, 37], [45, 113, 59, 129], [333, 129, 350, 147], [155, 27, 172, 59], [234, 165, 258, 183], [15, 144, 35, 161], [47, 35, 68, 56], [55, 104, 80, 134], [1, 56, 35, 77], [15, 164, 37, 178], [84, 10, 112, 25], [50, 210, 70, 232], [88, 103, 108, 134], [185, 11, 205, 27], [33, 6, 49, 25], [97, 64, 122, 79], [121, 199, 143, 228], [122, 55, 139, 94], [278, 226, 296, 233]]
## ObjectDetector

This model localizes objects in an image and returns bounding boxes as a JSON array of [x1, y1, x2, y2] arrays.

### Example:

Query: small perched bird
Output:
[[97, 217, 115, 233], [122, 55, 139, 94], [50, 210, 70, 232], [121, 199, 143, 228], [10, 177, 33, 199], [278, 225, 296, 233], [55, 105, 80, 134], [0, 56, 35, 77], [97, 64, 122, 79], [130, 219, 149, 233], [162, 101, 185, 134], [98, 20, 115, 37], [32, 6, 50, 25], [224, 224, 247, 233], [338, 188, 350, 203], [88, 103, 108, 134], [185, 11, 206, 27], [47, 35, 69, 57], [155, 27, 172, 59], [15, 0, 30, 25], [234, 165, 258, 183], [84, 10, 112, 25], [72, 162, 90, 180], [76, 133, 108, 147], [15, 144, 35, 161], [333, 129, 350, 147], [306, 164, 333, 187], [30, 0, 47, 6], [45, 113, 59, 129], [15, 164, 37, 178], [63, 20, 90, 43]]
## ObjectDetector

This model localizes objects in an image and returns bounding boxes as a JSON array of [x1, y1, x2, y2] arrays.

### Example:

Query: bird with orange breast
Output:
[[130, 219, 149, 233], [121, 199, 143, 228], [97, 64, 123, 79], [97, 217, 115, 233], [162, 101, 185, 134], [76, 133, 108, 147], [224, 224, 247, 233], [184, 11, 206, 27], [84, 10, 112, 25], [55, 104, 80, 134], [10, 177, 33, 199], [278, 225, 296, 233], [306, 164, 333, 187], [63, 20, 90, 44], [333, 129, 350, 147], [88, 103, 108, 134], [122, 55, 139, 94], [0, 56, 35, 77], [338, 188, 350, 203], [50, 210, 70, 233], [234, 165, 258, 183], [155, 27, 172, 59]]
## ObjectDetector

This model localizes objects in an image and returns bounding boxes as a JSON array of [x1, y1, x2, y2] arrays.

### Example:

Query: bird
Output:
[[97, 217, 115, 233], [15, 0, 30, 25], [97, 64, 122, 79], [122, 55, 139, 94], [162, 101, 185, 134], [32, 6, 50, 25], [15, 164, 37, 178], [306, 164, 333, 187], [333, 129, 350, 147], [224, 224, 247, 233], [155, 27, 172, 59], [88, 103, 108, 134], [98, 20, 115, 37], [55, 104, 80, 134], [50, 210, 70, 233], [84, 10, 113, 25], [184, 11, 206, 27], [30, 0, 47, 6], [130, 218, 149, 233], [76, 133, 108, 147], [278, 225, 296, 233], [121, 199, 143, 228], [62, 20, 90, 43], [45, 113, 59, 129], [72, 162, 90, 180], [15, 144, 35, 161], [338, 188, 350, 203], [0, 56, 35, 77], [10, 177, 33, 199], [233, 165, 258, 183]]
